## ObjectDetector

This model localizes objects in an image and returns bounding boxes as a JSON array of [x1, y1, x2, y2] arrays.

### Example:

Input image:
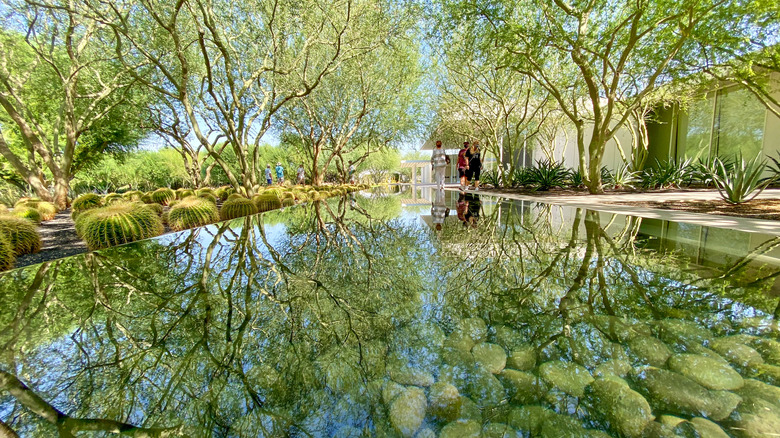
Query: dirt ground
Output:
[[601, 199, 780, 221]]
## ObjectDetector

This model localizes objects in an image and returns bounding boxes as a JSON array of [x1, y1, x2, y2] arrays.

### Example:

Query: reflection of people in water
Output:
[[464, 193, 481, 228], [457, 192, 468, 225], [431, 187, 449, 231]]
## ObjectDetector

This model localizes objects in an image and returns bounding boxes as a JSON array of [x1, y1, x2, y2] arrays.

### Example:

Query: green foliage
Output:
[[529, 159, 570, 191], [75, 202, 164, 250], [220, 197, 259, 220], [151, 188, 175, 205], [0, 234, 15, 271], [167, 197, 220, 231], [610, 166, 640, 189], [640, 159, 693, 189], [0, 215, 41, 255], [570, 169, 585, 188], [12, 207, 41, 224], [710, 155, 774, 204], [479, 169, 501, 187]]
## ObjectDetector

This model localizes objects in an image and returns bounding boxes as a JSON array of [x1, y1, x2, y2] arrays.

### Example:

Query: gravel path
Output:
[[15, 210, 85, 269]]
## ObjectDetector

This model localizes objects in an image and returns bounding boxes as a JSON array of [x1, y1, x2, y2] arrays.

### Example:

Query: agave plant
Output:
[[167, 197, 220, 231], [529, 159, 571, 191], [220, 197, 258, 220], [640, 158, 693, 189], [479, 170, 501, 187], [0, 215, 41, 255], [510, 167, 534, 187], [75, 202, 164, 250], [710, 155, 775, 204], [610, 165, 640, 189]]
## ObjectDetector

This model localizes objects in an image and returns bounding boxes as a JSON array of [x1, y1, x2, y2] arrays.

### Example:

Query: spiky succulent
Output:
[[0, 205, 7, 214], [197, 193, 217, 204], [167, 197, 220, 231], [144, 203, 164, 216], [220, 197, 258, 220], [15, 199, 58, 221], [281, 198, 295, 207], [13, 207, 42, 224], [177, 189, 195, 199], [72, 193, 102, 215], [195, 188, 214, 196], [122, 190, 144, 201], [75, 202, 164, 250], [215, 186, 235, 201], [227, 193, 245, 201], [103, 193, 124, 205], [0, 234, 15, 271], [141, 194, 153, 204], [0, 215, 42, 255], [252, 193, 282, 212], [151, 188, 176, 205]]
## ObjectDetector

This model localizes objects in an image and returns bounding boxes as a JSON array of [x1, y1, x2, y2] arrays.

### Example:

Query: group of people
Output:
[[264, 163, 307, 185], [430, 140, 482, 191], [431, 186, 481, 231]]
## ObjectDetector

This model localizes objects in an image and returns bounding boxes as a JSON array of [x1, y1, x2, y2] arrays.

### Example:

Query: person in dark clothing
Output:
[[464, 193, 481, 228], [465, 140, 482, 190]]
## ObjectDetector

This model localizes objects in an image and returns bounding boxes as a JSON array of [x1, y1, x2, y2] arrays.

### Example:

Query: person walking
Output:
[[430, 140, 450, 189], [457, 141, 470, 191], [297, 164, 305, 185], [265, 164, 273, 185], [465, 140, 482, 190], [275, 162, 285, 185]]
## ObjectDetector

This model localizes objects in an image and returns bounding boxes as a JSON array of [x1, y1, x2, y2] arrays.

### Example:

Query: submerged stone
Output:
[[538, 361, 594, 397], [493, 325, 526, 350], [752, 363, 780, 385], [751, 338, 780, 364], [627, 336, 672, 367], [481, 423, 520, 438], [332, 425, 362, 437], [653, 319, 712, 350], [428, 381, 462, 421], [593, 359, 633, 378], [588, 378, 654, 437], [641, 421, 682, 438], [457, 396, 482, 422], [382, 380, 405, 405], [458, 317, 488, 344], [687, 417, 729, 438], [539, 413, 589, 438], [499, 369, 548, 404], [444, 330, 477, 355], [709, 337, 764, 370], [735, 378, 780, 407], [472, 342, 507, 374], [507, 406, 555, 435], [466, 366, 506, 407], [506, 345, 536, 371], [667, 354, 744, 390], [388, 387, 427, 437], [632, 367, 741, 421], [724, 396, 780, 438], [415, 428, 436, 438], [657, 415, 685, 428], [439, 420, 481, 438], [591, 315, 650, 342]]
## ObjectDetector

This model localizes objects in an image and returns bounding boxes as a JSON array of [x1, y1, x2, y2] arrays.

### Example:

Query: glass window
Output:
[[684, 96, 715, 161], [715, 88, 765, 160]]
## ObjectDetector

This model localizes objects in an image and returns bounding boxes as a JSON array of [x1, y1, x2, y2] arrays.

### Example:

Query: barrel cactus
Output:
[[141, 193, 153, 204], [122, 190, 144, 201], [168, 197, 220, 231], [0, 234, 15, 271], [227, 193, 245, 201], [16, 199, 58, 221], [195, 187, 214, 196], [220, 197, 258, 220], [177, 189, 195, 199], [253, 193, 282, 212], [197, 193, 217, 204], [75, 202, 164, 250], [72, 193, 102, 214], [215, 186, 235, 200], [151, 188, 176, 205], [0, 215, 42, 255], [144, 203, 164, 216], [103, 193, 123, 205], [281, 197, 295, 207], [13, 207, 41, 224]]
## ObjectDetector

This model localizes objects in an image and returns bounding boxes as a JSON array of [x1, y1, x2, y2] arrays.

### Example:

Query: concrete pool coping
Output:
[[440, 186, 780, 235]]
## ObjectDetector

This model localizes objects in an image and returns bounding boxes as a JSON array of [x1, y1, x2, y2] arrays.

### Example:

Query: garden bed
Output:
[[603, 199, 780, 221]]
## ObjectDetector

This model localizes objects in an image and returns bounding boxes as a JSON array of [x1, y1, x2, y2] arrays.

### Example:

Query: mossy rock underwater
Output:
[[167, 197, 220, 231], [75, 202, 164, 250], [150, 188, 176, 205], [0, 215, 42, 255], [220, 197, 258, 220]]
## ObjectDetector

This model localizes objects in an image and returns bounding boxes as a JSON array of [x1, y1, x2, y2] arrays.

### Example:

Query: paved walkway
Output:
[[474, 187, 780, 235]]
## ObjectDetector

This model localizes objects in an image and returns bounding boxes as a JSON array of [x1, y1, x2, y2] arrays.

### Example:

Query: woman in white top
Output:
[[430, 140, 450, 189]]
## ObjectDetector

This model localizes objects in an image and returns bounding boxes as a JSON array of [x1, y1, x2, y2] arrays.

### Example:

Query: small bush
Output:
[[529, 159, 570, 191], [220, 197, 258, 220], [168, 197, 220, 231], [610, 165, 640, 189], [0, 215, 41, 255], [151, 188, 176, 205], [13, 207, 42, 224], [0, 234, 15, 271], [640, 159, 692, 189], [75, 202, 164, 250]]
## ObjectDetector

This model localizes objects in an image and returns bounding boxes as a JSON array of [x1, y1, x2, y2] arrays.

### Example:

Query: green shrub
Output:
[[220, 197, 258, 220], [168, 197, 220, 231], [0, 205, 7, 214], [252, 193, 282, 212], [610, 165, 640, 189], [122, 190, 144, 201], [529, 159, 571, 191], [144, 203, 164, 216], [151, 188, 176, 205], [569, 169, 585, 188], [198, 193, 217, 204], [75, 202, 164, 250], [0, 215, 41, 255], [13, 197, 40, 207], [711, 155, 775, 204], [13, 207, 41, 224], [640, 159, 692, 189], [0, 234, 15, 271], [72, 193, 102, 213]]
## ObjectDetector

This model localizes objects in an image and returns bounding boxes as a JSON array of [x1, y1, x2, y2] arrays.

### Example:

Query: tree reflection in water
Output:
[[1, 192, 779, 437]]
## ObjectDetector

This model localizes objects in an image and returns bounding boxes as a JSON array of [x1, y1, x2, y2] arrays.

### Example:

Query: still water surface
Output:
[[1, 188, 779, 437]]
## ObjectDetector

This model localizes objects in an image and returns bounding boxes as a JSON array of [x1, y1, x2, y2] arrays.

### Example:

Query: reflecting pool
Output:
[[1, 188, 780, 437]]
